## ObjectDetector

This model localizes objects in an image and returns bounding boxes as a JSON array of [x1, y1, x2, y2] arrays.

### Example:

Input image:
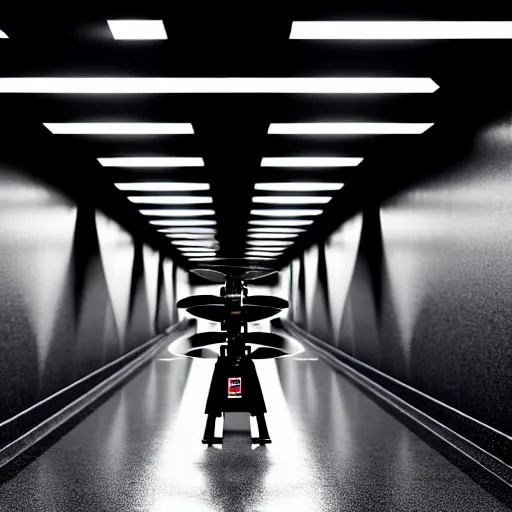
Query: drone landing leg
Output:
[[252, 414, 271, 445], [202, 414, 223, 446]]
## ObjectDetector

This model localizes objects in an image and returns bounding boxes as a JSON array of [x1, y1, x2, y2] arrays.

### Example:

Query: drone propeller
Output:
[[185, 348, 219, 359], [186, 304, 280, 323], [249, 347, 287, 359], [244, 296, 289, 309], [244, 332, 287, 347], [190, 268, 226, 283], [190, 265, 276, 283], [176, 295, 224, 308]]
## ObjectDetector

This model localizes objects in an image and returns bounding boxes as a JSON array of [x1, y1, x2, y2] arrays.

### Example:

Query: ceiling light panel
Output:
[[128, 196, 213, 204], [0, 30, 8, 39], [98, 157, 204, 167], [252, 196, 331, 205], [172, 241, 218, 247], [108, 20, 168, 40], [261, 157, 362, 167], [255, 182, 343, 192], [0, 77, 438, 94], [251, 209, 323, 217], [268, 123, 433, 135], [248, 227, 305, 233], [150, 220, 216, 226], [43, 123, 193, 134], [178, 247, 217, 253], [140, 209, 215, 216], [290, 21, 512, 40], [247, 233, 298, 239], [246, 247, 287, 252], [183, 252, 217, 257], [245, 251, 281, 257], [243, 257, 275, 261], [247, 245, 293, 250], [188, 257, 219, 261], [249, 219, 314, 226], [165, 234, 216, 239], [158, 227, 216, 233], [115, 182, 210, 192]]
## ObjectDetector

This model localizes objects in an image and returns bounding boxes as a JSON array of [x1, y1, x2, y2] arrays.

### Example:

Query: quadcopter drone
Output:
[[176, 264, 290, 445]]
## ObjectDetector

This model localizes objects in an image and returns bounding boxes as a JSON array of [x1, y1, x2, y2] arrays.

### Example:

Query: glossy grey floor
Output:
[[0, 338, 507, 511]]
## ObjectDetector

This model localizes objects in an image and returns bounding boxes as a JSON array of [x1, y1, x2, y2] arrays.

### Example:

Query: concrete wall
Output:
[[0, 164, 183, 423], [287, 118, 512, 437]]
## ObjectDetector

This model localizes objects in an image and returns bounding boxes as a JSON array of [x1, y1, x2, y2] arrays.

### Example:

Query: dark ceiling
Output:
[[1, 3, 512, 271]]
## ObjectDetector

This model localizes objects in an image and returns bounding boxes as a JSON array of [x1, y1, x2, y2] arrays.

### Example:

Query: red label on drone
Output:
[[228, 377, 242, 398]]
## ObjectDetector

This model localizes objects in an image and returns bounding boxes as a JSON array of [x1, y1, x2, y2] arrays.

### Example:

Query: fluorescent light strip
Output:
[[261, 157, 362, 167], [248, 233, 298, 239], [188, 257, 219, 261], [158, 227, 216, 233], [108, 20, 168, 40], [183, 252, 217, 257], [0, 77, 439, 94], [249, 219, 314, 226], [243, 257, 274, 261], [140, 209, 215, 217], [150, 220, 216, 226], [43, 122, 192, 134], [255, 182, 343, 192], [171, 240, 218, 247], [165, 234, 216, 239], [268, 123, 433, 135], [251, 209, 322, 217], [98, 157, 204, 167], [246, 247, 287, 252], [245, 251, 281, 257], [128, 196, 213, 205], [290, 21, 512, 40], [253, 196, 331, 205], [116, 182, 209, 191], [0, 30, 8, 39], [178, 247, 216, 253], [247, 240, 294, 247], [248, 227, 305, 233]]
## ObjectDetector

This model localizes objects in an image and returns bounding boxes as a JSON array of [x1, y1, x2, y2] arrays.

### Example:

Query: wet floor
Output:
[[0, 327, 507, 511]]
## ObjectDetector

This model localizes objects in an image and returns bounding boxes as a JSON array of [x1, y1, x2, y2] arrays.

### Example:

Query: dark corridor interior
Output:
[[1, 4, 512, 511]]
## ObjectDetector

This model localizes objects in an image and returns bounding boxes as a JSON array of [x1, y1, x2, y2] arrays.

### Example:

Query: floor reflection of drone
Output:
[[176, 265, 290, 446]]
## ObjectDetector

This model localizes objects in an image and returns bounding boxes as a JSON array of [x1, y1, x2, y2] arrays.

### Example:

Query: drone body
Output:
[[176, 265, 289, 445]]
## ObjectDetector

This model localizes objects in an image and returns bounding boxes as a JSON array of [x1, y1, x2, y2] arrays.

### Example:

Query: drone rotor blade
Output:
[[245, 332, 288, 348], [244, 296, 289, 309], [186, 305, 280, 322], [190, 268, 226, 283], [250, 347, 287, 359], [177, 295, 224, 308]]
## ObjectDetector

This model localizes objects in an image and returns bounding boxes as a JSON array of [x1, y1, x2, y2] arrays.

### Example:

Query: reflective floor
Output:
[[0, 325, 508, 511]]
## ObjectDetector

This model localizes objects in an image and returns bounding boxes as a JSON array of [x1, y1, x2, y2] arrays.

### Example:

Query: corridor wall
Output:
[[0, 164, 182, 425], [287, 118, 512, 449]]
